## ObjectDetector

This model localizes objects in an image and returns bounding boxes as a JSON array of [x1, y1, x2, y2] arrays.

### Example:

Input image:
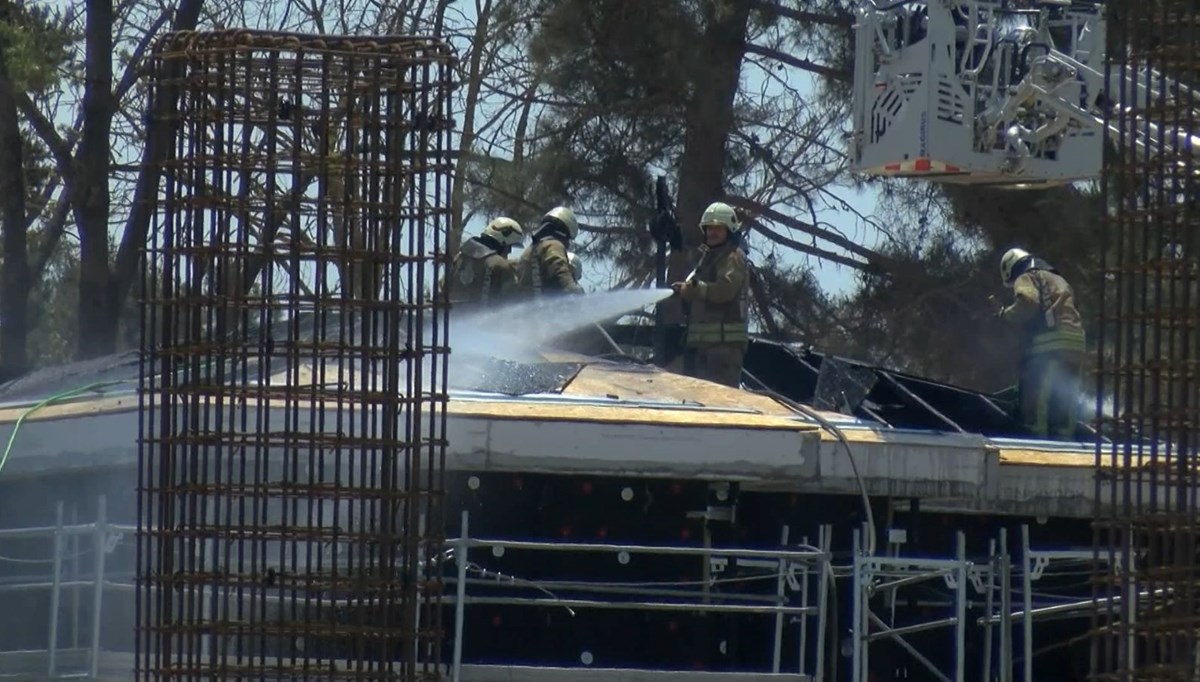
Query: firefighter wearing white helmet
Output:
[[669, 201, 749, 388], [993, 246, 1086, 439], [442, 217, 524, 311], [517, 205, 585, 297]]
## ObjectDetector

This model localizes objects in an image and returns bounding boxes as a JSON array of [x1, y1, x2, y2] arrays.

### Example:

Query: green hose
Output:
[[0, 380, 128, 479], [0, 358, 248, 479]]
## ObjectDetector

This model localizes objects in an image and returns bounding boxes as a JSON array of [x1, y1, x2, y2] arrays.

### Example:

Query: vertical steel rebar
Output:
[[137, 30, 456, 682], [1095, 2, 1200, 680]]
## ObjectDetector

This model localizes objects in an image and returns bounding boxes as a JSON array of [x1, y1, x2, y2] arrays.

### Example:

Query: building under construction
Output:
[[0, 1, 1197, 681]]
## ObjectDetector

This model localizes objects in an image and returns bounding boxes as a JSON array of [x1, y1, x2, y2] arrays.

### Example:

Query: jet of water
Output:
[[451, 288, 675, 360]]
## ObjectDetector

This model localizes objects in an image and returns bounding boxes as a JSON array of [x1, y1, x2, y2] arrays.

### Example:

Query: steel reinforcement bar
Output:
[[1094, 2, 1200, 680], [136, 30, 456, 682]]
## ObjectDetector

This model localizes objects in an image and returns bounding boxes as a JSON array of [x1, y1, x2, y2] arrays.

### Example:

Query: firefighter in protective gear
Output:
[[996, 247, 1087, 439], [669, 201, 749, 388], [444, 217, 524, 311], [517, 206, 585, 296]]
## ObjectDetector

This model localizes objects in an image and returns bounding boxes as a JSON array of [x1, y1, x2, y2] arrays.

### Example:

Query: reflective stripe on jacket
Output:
[[683, 242, 748, 349]]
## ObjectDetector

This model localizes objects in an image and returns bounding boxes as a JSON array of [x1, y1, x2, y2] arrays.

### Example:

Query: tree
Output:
[[462, 0, 879, 322], [0, 2, 76, 379]]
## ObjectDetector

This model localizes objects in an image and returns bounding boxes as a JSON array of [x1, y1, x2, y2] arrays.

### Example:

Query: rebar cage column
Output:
[[136, 30, 456, 681], [1094, 1, 1200, 680]]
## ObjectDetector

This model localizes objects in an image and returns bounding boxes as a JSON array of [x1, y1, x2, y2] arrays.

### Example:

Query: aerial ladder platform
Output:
[[850, 0, 1200, 187]]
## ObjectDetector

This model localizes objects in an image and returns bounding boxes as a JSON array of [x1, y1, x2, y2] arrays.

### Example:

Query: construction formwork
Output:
[[136, 31, 456, 681], [1095, 0, 1200, 679]]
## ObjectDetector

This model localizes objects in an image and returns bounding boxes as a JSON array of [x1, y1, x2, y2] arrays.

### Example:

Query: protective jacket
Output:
[[682, 242, 748, 348], [517, 237, 584, 297], [1000, 265, 1086, 358], [447, 237, 519, 308], [999, 263, 1086, 439]]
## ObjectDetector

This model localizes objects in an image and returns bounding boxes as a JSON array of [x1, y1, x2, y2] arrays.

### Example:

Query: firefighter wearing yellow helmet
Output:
[[444, 217, 524, 312], [995, 247, 1086, 439], [517, 206, 585, 297], [670, 201, 749, 388]]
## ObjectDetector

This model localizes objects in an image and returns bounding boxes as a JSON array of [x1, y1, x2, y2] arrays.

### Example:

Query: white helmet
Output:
[[1000, 247, 1032, 287], [567, 252, 582, 281], [543, 206, 579, 240], [699, 201, 741, 233], [483, 217, 524, 248]]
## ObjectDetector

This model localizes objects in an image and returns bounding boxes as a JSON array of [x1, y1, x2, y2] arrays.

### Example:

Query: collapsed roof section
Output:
[[742, 339, 1102, 443]]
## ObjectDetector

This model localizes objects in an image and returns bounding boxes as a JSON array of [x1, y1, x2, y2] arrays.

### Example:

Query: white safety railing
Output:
[[446, 510, 833, 682]]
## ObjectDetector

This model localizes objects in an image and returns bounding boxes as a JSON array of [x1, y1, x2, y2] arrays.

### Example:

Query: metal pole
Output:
[[982, 538, 996, 682], [955, 532, 967, 682], [48, 501, 64, 678], [867, 613, 953, 682], [815, 525, 830, 682], [1021, 525, 1032, 682], [1125, 550, 1136, 673], [799, 543, 809, 677], [71, 504, 80, 651], [772, 525, 790, 674], [465, 538, 824, 561], [90, 495, 107, 679], [457, 596, 814, 615], [452, 511, 469, 682], [1022, 525, 1032, 682], [852, 526, 864, 682], [871, 570, 954, 595], [1000, 528, 1012, 682], [415, 510, 425, 669]]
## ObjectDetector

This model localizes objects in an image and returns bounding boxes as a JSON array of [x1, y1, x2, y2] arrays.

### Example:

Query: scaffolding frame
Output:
[[446, 511, 834, 681], [0, 493, 1154, 682]]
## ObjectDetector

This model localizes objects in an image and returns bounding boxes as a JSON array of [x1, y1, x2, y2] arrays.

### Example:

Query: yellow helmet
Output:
[[483, 217, 524, 248], [1000, 247, 1032, 287]]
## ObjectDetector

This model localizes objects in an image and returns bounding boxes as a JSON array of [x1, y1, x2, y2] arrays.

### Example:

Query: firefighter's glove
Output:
[[987, 294, 1004, 319], [671, 281, 697, 302]]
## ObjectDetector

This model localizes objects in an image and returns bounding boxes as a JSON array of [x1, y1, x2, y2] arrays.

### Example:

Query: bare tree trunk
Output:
[[0, 27, 29, 380], [108, 0, 203, 342], [664, 0, 753, 323], [72, 0, 115, 359], [448, 0, 493, 256]]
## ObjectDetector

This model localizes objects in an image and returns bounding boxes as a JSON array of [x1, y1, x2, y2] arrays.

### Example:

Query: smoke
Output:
[[1078, 391, 1117, 422]]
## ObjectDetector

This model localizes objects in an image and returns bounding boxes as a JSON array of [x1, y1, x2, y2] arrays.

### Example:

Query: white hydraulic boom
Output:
[[849, 0, 1200, 188]]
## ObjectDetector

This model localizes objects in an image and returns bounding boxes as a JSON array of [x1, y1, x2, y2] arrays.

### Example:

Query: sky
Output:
[[43, 1, 886, 302]]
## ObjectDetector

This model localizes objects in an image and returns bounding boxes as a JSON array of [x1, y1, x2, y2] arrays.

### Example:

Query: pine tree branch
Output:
[[745, 43, 851, 83], [110, 0, 204, 313], [748, 0, 853, 28], [30, 197, 70, 280], [13, 92, 74, 182], [724, 195, 895, 269], [749, 218, 873, 271]]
